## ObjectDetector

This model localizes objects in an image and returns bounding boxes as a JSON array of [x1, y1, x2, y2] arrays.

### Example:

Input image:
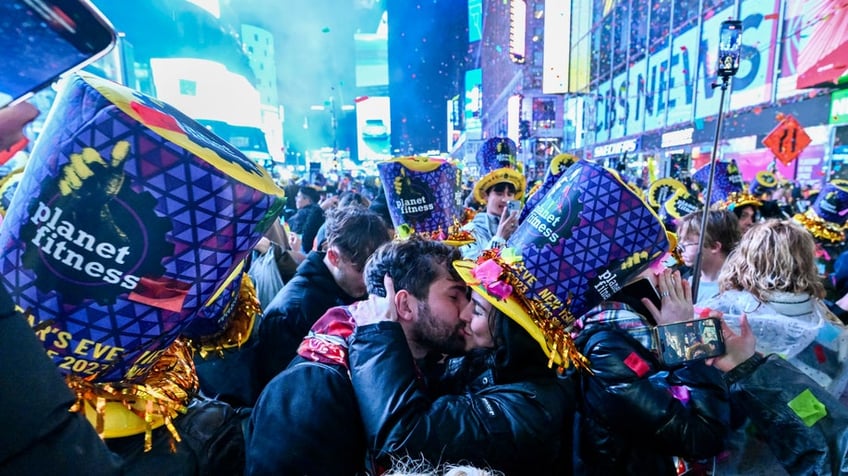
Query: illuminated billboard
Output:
[[356, 96, 391, 161], [355, 9, 388, 88], [465, 68, 483, 140], [468, 0, 483, 42], [543, 0, 571, 93]]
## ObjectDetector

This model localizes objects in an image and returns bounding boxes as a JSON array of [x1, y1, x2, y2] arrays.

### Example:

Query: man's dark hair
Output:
[[364, 236, 462, 299], [678, 209, 741, 252], [338, 191, 369, 208], [731, 203, 758, 220], [324, 206, 390, 270], [298, 186, 320, 204], [368, 191, 394, 229], [485, 181, 517, 196]]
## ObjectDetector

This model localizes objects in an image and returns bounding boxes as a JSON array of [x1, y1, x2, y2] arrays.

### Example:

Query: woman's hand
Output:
[[350, 276, 397, 326], [707, 313, 757, 373], [642, 269, 694, 326], [496, 207, 519, 240]]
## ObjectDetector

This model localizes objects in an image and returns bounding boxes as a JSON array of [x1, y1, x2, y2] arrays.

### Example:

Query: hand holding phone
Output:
[[655, 317, 726, 366], [707, 313, 756, 373], [497, 201, 520, 240]]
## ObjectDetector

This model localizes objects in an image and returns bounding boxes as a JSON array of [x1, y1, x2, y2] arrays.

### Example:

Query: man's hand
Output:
[[319, 195, 339, 210], [351, 276, 397, 326]]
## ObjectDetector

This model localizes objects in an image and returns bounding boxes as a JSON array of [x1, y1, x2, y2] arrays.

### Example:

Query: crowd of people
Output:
[[3, 72, 848, 476]]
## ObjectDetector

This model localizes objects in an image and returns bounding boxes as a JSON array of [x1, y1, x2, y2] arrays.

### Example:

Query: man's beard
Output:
[[411, 300, 467, 357]]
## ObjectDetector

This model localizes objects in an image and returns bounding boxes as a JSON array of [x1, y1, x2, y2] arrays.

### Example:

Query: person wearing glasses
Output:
[[676, 209, 742, 303]]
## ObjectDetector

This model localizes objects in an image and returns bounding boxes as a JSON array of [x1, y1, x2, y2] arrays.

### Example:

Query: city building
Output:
[[478, 0, 848, 187]]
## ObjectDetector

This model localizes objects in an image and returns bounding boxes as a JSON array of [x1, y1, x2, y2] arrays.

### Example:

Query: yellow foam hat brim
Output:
[[727, 195, 763, 209], [442, 239, 475, 247], [453, 260, 561, 366], [82, 399, 166, 439], [473, 168, 526, 204]]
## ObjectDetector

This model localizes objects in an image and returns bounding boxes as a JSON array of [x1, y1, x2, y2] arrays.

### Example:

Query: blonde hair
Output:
[[383, 455, 504, 476], [718, 219, 824, 300]]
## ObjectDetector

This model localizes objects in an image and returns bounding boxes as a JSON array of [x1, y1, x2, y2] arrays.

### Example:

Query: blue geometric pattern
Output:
[[0, 78, 276, 382], [515, 162, 669, 321], [693, 160, 745, 207], [477, 137, 518, 171], [812, 181, 848, 225], [378, 158, 462, 233]]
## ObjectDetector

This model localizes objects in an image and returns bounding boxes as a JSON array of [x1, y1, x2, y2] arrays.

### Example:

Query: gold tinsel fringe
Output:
[[477, 249, 591, 373], [794, 212, 845, 244], [191, 273, 261, 358], [428, 218, 475, 245], [719, 191, 762, 210], [67, 338, 198, 451]]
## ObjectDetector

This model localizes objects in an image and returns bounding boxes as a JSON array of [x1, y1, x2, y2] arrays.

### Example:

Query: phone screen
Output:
[[507, 199, 522, 215], [0, 0, 115, 109], [656, 317, 725, 366], [717, 20, 742, 77]]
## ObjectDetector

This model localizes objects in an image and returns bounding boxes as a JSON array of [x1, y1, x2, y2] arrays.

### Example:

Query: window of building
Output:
[[629, 0, 648, 61], [612, 3, 629, 75], [532, 98, 556, 130], [649, 0, 671, 52], [672, 0, 698, 32], [598, 13, 613, 79]]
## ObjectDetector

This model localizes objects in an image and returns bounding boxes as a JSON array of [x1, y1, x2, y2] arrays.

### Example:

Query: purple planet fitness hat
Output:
[[795, 179, 848, 244], [378, 156, 463, 235], [473, 137, 526, 204], [0, 72, 283, 437], [454, 161, 671, 369], [693, 159, 761, 210]]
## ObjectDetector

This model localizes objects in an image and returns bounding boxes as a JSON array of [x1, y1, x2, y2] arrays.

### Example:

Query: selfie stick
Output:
[[690, 74, 731, 299]]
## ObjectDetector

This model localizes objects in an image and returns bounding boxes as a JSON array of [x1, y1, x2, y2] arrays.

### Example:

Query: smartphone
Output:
[[608, 278, 662, 326], [0, 0, 116, 110], [655, 317, 726, 366], [507, 199, 522, 216], [716, 20, 743, 78]]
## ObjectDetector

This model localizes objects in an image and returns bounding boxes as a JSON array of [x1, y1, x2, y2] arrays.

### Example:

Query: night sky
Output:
[[92, 0, 470, 161]]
